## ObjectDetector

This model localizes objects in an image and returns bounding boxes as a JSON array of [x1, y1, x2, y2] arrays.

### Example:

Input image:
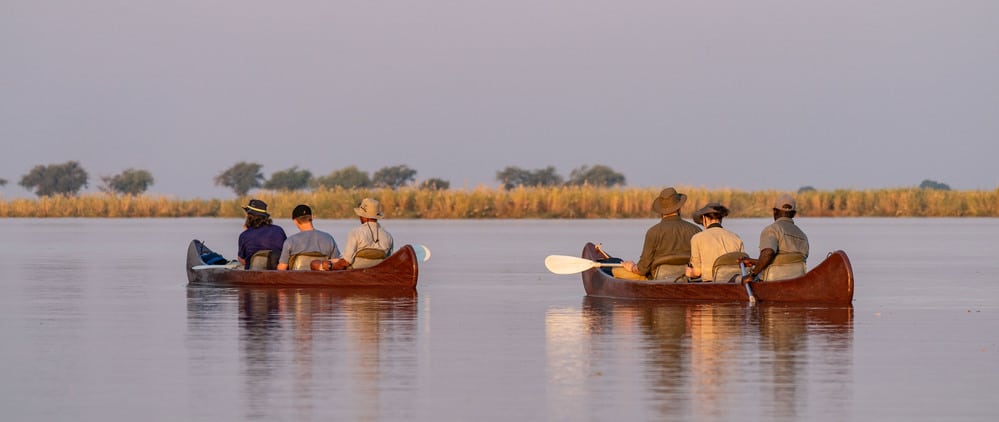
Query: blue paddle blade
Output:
[[414, 245, 431, 262]]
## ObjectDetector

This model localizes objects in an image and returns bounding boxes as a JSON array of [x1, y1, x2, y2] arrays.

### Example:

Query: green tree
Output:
[[19, 161, 89, 196], [495, 166, 563, 189], [0, 178, 7, 186], [264, 166, 313, 191], [373, 165, 417, 189], [313, 166, 372, 189], [496, 166, 532, 189], [419, 177, 450, 190], [100, 168, 154, 195], [214, 161, 264, 196], [567, 164, 625, 187], [919, 179, 951, 191], [798, 186, 816, 193]]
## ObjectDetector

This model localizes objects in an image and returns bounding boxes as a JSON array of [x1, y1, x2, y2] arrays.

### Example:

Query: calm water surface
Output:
[[1, 218, 997, 421]]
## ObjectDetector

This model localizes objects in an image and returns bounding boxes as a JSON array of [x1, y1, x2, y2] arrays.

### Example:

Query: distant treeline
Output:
[[1, 186, 997, 218]]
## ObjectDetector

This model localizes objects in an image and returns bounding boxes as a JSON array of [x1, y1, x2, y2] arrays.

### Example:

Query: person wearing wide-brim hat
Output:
[[237, 199, 287, 269], [685, 202, 745, 282], [614, 187, 702, 280], [741, 193, 810, 283], [338, 198, 395, 270]]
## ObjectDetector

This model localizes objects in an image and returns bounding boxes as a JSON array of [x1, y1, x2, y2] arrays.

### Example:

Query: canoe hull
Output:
[[580, 242, 853, 304], [186, 239, 418, 289]]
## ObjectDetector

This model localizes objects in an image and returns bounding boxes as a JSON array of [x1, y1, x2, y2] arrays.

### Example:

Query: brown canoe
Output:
[[580, 242, 854, 304], [186, 239, 418, 289]]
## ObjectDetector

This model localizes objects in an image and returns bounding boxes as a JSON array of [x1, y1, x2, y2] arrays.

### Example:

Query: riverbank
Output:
[[1, 186, 996, 218]]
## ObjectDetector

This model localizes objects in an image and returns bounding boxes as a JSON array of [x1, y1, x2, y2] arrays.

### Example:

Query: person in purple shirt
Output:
[[237, 199, 287, 269]]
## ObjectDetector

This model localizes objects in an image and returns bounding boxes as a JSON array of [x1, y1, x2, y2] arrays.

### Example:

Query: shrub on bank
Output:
[[1, 186, 997, 218]]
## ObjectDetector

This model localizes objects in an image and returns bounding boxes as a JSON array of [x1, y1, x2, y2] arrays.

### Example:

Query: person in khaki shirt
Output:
[[742, 193, 810, 282], [614, 187, 701, 280], [685, 202, 745, 282]]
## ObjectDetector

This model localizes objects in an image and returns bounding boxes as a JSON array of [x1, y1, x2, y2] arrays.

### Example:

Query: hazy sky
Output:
[[2, 1, 997, 199]]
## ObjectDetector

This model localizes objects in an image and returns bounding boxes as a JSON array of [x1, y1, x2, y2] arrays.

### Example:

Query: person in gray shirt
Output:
[[277, 204, 343, 270], [742, 193, 810, 282]]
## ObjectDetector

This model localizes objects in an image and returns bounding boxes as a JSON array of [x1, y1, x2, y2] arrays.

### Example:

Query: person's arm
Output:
[[742, 248, 775, 283], [276, 240, 291, 271], [634, 229, 658, 276], [687, 236, 703, 279]]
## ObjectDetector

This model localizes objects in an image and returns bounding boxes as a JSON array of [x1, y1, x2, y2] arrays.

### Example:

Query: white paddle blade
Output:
[[192, 262, 239, 270], [544, 255, 600, 275], [415, 245, 431, 262]]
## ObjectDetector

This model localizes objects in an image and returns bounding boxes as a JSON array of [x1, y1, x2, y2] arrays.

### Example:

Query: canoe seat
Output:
[[248, 250, 279, 270], [351, 248, 389, 269], [712, 251, 750, 283], [761, 252, 807, 281], [651, 254, 689, 282], [289, 251, 328, 271]]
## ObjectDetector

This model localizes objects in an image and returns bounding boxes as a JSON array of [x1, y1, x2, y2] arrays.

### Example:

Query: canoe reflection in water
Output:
[[544, 297, 853, 421], [186, 286, 418, 421]]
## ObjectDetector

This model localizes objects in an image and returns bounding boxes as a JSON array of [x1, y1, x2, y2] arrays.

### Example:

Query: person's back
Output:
[[636, 215, 701, 277], [237, 199, 287, 269], [744, 193, 810, 282], [615, 187, 701, 280], [342, 198, 394, 269], [687, 203, 744, 282], [758, 216, 809, 280], [277, 204, 342, 270], [280, 229, 339, 261]]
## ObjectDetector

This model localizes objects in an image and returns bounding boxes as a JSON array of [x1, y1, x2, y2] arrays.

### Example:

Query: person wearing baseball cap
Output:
[[742, 193, 810, 283], [276, 204, 344, 270], [237, 199, 287, 269]]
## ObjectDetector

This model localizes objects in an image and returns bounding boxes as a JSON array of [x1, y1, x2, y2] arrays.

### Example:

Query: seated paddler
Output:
[[614, 187, 702, 281]]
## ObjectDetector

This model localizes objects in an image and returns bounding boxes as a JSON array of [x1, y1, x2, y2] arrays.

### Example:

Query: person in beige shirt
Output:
[[685, 202, 745, 282]]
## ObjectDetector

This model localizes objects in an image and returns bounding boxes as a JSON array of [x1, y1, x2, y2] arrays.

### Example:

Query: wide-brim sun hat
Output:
[[354, 198, 384, 219], [651, 187, 687, 214], [693, 202, 731, 224], [243, 199, 269, 217]]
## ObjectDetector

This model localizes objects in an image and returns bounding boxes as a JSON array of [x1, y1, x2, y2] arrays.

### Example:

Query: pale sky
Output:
[[2, 1, 997, 199]]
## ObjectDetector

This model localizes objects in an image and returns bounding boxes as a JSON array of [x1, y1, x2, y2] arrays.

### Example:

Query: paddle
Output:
[[739, 261, 757, 304], [545, 255, 623, 275], [192, 261, 240, 270], [415, 244, 431, 262]]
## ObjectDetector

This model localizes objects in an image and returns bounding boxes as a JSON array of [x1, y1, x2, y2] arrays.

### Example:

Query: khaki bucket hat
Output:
[[354, 198, 384, 219]]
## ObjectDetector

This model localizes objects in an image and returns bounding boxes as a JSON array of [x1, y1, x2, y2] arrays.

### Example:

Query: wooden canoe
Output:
[[186, 239, 418, 289], [580, 242, 854, 304]]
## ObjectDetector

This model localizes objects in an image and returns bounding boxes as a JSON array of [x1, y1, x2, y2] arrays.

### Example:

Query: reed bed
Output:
[[2, 186, 997, 218]]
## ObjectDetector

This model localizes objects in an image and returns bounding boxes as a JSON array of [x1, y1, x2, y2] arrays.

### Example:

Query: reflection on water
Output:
[[186, 287, 418, 421], [546, 299, 853, 421]]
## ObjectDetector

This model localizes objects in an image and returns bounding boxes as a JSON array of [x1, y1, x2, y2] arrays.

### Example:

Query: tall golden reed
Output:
[[1, 186, 997, 218]]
